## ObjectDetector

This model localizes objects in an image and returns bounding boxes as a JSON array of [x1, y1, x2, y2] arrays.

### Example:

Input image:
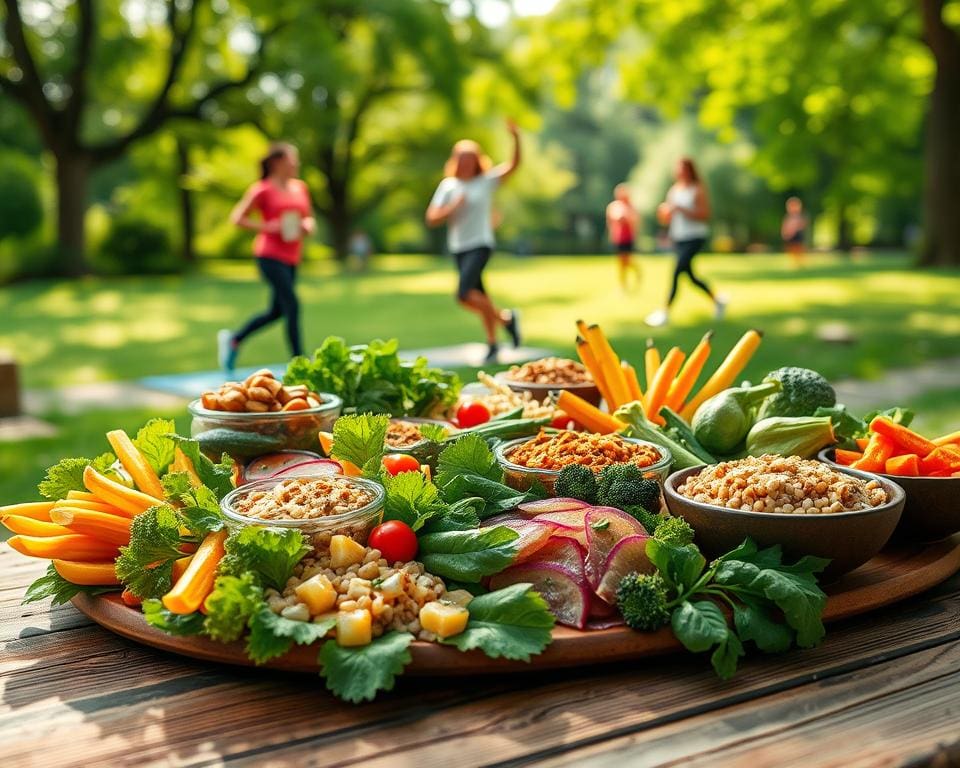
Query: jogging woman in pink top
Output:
[[219, 142, 315, 371]]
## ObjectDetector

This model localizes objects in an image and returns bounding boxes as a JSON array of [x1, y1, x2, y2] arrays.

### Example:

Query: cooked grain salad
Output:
[[677, 455, 888, 514], [506, 357, 592, 385], [506, 429, 662, 472], [230, 476, 376, 521]]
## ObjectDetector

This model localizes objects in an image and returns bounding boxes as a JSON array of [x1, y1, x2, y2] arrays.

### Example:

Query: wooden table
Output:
[[3, 546, 960, 768]]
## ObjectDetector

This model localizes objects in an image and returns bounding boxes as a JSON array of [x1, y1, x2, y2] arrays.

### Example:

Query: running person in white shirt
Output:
[[646, 157, 725, 327], [426, 120, 522, 364]]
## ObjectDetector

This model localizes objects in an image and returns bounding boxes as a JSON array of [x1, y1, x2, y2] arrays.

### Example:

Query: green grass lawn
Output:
[[2, 251, 959, 504]]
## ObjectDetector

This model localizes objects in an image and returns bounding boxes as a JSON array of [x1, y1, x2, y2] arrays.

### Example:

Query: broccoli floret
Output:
[[757, 367, 836, 420], [653, 515, 695, 546], [554, 464, 598, 503], [623, 505, 663, 536], [597, 462, 643, 497], [616, 571, 671, 631]]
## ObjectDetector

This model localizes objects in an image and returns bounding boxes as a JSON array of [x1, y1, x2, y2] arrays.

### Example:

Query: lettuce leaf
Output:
[[246, 606, 337, 664], [170, 436, 235, 499], [142, 599, 206, 636], [319, 631, 413, 703], [418, 526, 520, 581], [436, 433, 502, 485], [115, 505, 185, 598], [37, 457, 90, 499], [133, 418, 177, 475], [202, 573, 263, 643], [219, 527, 310, 591], [330, 413, 389, 473], [381, 469, 446, 530]]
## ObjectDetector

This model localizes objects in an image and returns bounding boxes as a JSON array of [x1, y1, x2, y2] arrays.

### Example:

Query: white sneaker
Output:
[[645, 309, 668, 327], [714, 295, 728, 321]]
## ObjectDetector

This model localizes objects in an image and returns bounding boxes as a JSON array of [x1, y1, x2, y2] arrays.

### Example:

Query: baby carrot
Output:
[[869, 417, 936, 458], [852, 433, 896, 473]]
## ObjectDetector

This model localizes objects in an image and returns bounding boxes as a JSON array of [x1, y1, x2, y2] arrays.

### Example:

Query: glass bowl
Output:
[[220, 474, 385, 546], [495, 435, 674, 495], [188, 393, 343, 462]]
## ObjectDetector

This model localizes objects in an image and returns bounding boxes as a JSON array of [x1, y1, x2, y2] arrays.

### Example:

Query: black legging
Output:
[[233, 257, 303, 356], [668, 237, 714, 306]]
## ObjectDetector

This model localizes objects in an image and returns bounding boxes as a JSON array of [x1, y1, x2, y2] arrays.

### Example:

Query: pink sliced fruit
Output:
[[594, 533, 654, 604], [488, 562, 591, 629], [524, 536, 586, 580], [583, 507, 646, 590], [517, 497, 591, 515], [273, 458, 343, 477]]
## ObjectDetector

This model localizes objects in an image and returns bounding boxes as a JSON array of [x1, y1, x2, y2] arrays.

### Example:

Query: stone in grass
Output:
[[816, 322, 857, 345]]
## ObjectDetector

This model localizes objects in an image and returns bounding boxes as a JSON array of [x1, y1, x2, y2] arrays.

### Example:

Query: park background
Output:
[[0, 0, 958, 501]]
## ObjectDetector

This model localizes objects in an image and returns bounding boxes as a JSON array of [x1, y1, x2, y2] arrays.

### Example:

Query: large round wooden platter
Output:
[[73, 536, 960, 675]]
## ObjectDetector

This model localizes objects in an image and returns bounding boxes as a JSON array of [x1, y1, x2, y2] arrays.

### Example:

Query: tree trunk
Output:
[[835, 201, 852, 252], [55, 153, 92, 276], [175, 138, 196, 264], [328, 203, 351, 262], [919, 63, 960, 266]]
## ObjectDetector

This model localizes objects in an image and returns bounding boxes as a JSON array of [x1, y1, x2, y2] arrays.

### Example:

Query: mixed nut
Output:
[[200, 369, 326, 413]]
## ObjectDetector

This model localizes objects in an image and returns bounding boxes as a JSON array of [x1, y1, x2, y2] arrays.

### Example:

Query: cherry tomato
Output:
[[551, 414, 574, 430], [368, 520, 419, 563], [457, 401, 491, 428], [382, 453, 421, 476]]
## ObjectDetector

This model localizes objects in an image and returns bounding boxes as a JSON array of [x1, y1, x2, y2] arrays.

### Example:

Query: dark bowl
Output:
[[818, 448, 960, 541], [663, 465, 905, 580], [494, 371, 602, 407]]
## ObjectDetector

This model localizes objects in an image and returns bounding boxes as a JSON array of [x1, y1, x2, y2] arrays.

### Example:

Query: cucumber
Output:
[[491, 405, 525, 421], [195, 428, 287, 461]]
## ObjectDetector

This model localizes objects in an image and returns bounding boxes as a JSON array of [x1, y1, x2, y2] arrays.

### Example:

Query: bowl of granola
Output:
[[496, 357, 601, 406]]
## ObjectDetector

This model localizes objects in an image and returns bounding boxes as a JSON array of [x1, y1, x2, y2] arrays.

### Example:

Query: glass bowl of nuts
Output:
[[220, 475, 386, 550], [189, 369, 342, 462], [496, 357, 601, 406]]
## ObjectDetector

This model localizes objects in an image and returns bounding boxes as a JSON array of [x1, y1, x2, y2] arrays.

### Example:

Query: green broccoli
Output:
[[623, 505, 663, 536], [757, 367, 836, 420], [653, 515, 695, 546], [554, 463, 598, 503], [597, 462, 643, 502], [616, 571, 671, 631]]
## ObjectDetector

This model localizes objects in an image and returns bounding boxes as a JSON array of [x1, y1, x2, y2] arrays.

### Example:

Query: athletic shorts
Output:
[[454, 246, 491, 299], [612, 240, 634, 253]]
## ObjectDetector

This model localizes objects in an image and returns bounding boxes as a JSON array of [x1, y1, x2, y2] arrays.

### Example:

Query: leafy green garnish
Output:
[[436, 433, 502, 485], [161, 471, 194, 502], [22, 563, 119, 606], [418, 526, 520, 582], [170, 436, 235, 499], [381, 469, 446, 530], [420, 497, 482, 533], [37, 457, 90, 499], [178, 485, 226, 537], [330, 413, 389, 474], [142, 599, 206, 636], [319, 631, 414, 703], [419, 423, 449, 442], [133, 418, 177, 475], [440, 583, 555, 661], [219, 527, 310, 591], [115, 505, 185, 598], [247, 606, 337, 664], [92, 452, 117, 474], [202, 573, 263, 643]]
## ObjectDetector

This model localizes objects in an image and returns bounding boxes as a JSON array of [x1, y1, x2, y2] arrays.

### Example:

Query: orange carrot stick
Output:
[[621, 361, 643, 404], [665, 331, 713, 411], [0, 501, 55, 521], [1, 515, 73, 537], [584, 324, 631, 409], [852, 433, 896, 472], [171, 555, 194, 586], [833, 449, 863, 466], [869, 417, 937, 458], [173, 447, 202, 487], [884, 454, 920, 477], [66, 490, 100, 501], [106, 429, 165, 499], [162, 530, 228, 614], [920, 446, 960, 476], [557, 390, 625, 435], [644, 346, 686, 423], [644, 339, 661, 392], [82, 466, 160, 517], [52, 560, 121, 586], [932, 429, 960, 447], [49, 508, 132, 546], [53, 498, 127, 515], [7, 534, 120, 561], [680, 329, 763, 421], [576, 336, 615, 408]]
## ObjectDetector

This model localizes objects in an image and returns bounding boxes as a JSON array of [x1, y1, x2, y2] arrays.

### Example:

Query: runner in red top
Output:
[[218, 143, 315, 372], [606, 184, 640, 291]]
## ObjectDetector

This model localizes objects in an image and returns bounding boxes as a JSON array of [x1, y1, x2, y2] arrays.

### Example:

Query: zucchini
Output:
[[660, 407, 716, 464]]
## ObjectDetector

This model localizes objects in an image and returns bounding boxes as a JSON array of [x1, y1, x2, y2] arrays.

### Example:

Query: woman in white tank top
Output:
[[647, 157, 725, 327]]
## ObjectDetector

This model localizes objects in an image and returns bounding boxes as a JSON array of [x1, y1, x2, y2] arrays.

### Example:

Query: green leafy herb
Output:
[[381, 469, 446, 530], [330, 413, 389, 473], [37, 457, 90, 499], [420, 497, 482, 533], [22, 563, 119, 606], [418, 526, 521, 581], [419, 423, 449, 442], [202, 573, 264, 643], [319, 631, 414, 703], [170, 436, 235, 499], [142, 599, 206, 636], [92, 452, 117, 474], [246, 606, 337, 664], [436, 433, 502, 485], [133, 418, 177, 475], [440, 583, 555, 661], [178, 485, 226, 537], [161, 471, 194, 502], [115, 505, 186, 598], [219, 527, 310, 591], [438, 474, 545, 518]]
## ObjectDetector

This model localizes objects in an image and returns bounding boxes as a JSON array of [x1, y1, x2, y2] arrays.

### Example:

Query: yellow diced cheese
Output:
[[336, 608, 373, 647], [419, 601, 469, 639], [377, 572, 406, 600], [330, 534, 366, 568], [294, 574, 337, 615]]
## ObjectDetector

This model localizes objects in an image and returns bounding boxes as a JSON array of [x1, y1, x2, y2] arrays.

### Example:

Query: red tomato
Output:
[[368, 520, 418, 563], [551, 414, 574, 430], [382, 453, 421, 476], [457, 401, 491, 428]]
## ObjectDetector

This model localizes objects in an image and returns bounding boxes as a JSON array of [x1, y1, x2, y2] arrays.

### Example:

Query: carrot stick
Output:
[[932, 430, 960, 447], [171, 555, 194, 585], [621, 361, 643, 404], [52, 560, 121, 586], [1, 515, 73, 537], [576, 336, 615, 408], [833, 449, 863, 466], [0, 501, 55, 521], [66, 490, 99, 501], [584, 324, 631, 409], [920, 446, 960, 476], [162, 530, 228, 614], [852, 433, 896, 472], [644, 339, 661, 392], [869, 417, 937, 458], [665, 331, 713, 411], [855, 437, 870, 451], [83, 466, 160, 517], [106, 429, 164, 499], [7, 534, 120, 561], [557, 390, 625, 435], [644, 346, 686, 423], [49, 508, 132, 546], [53, 498, 126, 515], [885, 454, 920, 477], [680, 329, 763, 421], [173, 447, 202, 487]]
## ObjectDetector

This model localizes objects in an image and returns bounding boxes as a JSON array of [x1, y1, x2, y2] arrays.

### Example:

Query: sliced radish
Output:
[[517, 497, 591, 515], [244, 451, 322, 483], [488, 519, 558, 562], [488, 562, 591, 629], [532, 508, 588, 530], [273, 458, 343, 477], [524, 536, 586, 580], [583, 507, 646, 590], [594, 533, 654, 604], [484, 512, 530, 527]]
